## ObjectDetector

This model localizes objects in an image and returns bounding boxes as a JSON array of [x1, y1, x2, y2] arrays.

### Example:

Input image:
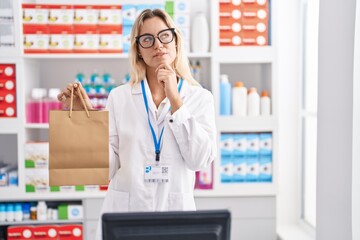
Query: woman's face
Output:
[[137, 17, 177, 70]]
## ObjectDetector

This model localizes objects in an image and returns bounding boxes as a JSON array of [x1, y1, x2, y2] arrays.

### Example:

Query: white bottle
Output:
[[247, 88, 260, 116], [37, 201, 47, 221], [191, 12, 209, 53], [14, 203, 23, 222], [260, 90, 271, 116], [232, 82, 247, 116], [6, 204, 14, 222], [0, 204, 6, 222]]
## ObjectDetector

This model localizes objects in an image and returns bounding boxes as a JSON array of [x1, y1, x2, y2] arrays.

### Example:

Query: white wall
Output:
[[317, 0, 356, 239], [276, 0, 302, 226]]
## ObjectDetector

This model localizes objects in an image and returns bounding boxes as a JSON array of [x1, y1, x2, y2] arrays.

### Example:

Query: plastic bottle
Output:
[[42, 88, 61, 123], [191, 12, 209, 53], [14, 203, 23, 222], [260, 90, 271, 116], [76, 72, 85, 84], [247, 88, 260, 116], [232, 82, 247, 116], [220, 74, 231, 115], [36, 201, 47, 221], [26, 88, 46, 123], [0, 204, 6, 222], [30, 206, 37, 220], [22, 203, 31, 220], [6, 203, 14, 222]]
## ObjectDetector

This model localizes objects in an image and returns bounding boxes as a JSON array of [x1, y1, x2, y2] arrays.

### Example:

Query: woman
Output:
[[58, 8, 216, 239]]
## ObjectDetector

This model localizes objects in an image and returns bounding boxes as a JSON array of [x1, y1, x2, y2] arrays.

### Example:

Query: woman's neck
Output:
[[146, 69, 165, 108]]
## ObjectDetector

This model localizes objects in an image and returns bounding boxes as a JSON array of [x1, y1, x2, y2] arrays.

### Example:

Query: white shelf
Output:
[[25, 123, 49, 129], [0, 189, 106, 201], [22, 52, 212, 59], [0, 219, 83, 226], [0, 119, 22, 133], [195, 183, 276, 197], [216, 116, 277, 132], [214, 46, 275, 63]]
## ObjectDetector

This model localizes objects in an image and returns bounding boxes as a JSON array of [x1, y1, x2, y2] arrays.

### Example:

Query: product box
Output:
[[58, 225, 83, 239], [220, 134, 233, 157], [49, 29, 74, 53], [122, 4, 137, 26], [242, 0, 269, 8], [246, 155, 259, 182], [241, 8, 268, 20], [33, 225, 58, 239], [25, 168, 49, 193], [47, 4, 74, 32], [73, 30, 99, 53], [0, 64, 16, 118], [221, 155, 233, 183], [173, 13, 190, 28], [219, 32, 242, 46], [122, 25, 132, 53], [241, 33, 267, 46], [246, 133, 260, 156], [259, 133, 272, 155], [99, 30, 123, 53], [73, 5, 98, 32], [196, 163, 213, 189], [232, 155, 246, 182], [25, 142, 49, 169], [22, 4, 48, 32], [23, 29, 49, 53], [259, 155, 272, 182], [7, 226, 34, 240], [98, 5, 122, 32]]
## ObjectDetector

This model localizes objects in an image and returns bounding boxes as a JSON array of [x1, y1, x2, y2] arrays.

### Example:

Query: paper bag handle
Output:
[[69, 85, 90, 118]]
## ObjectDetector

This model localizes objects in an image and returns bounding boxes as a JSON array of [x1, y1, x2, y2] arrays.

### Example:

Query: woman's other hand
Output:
[[57, 82, 94, 110]]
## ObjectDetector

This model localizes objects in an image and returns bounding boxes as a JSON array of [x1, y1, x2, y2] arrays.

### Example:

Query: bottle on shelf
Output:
[[30, 206, 37, 220], [220, 74, 232, 115], [42, 88, 62, 123], [14, 203, 23, 222], [36, 201, 47, 221], [0, 204, 6, 222], [191, 12, 209, 53], [232, 81, 247, 117], [247, 87, 260, 116], [260, 90, 271, 116], [6, 203, 14, 222], [26, 88, 46, 123]]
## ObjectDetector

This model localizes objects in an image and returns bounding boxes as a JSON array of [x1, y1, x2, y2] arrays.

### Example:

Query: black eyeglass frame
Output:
[[135, 28, 176, 49]]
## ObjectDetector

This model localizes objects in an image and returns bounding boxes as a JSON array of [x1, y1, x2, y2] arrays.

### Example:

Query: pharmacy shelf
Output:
[[25, 123, 49, 129], [0, 219, 83, 226], [216, 116, 278, 132], [0, 190, 106, 201], [194, 183, 276, 197], [22, 52, 212, 59], [0, 119, 23, 133], [214, 46, 275, 63]]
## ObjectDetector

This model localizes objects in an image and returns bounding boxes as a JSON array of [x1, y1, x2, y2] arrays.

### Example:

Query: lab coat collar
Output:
[[131, 78, 190, 125]]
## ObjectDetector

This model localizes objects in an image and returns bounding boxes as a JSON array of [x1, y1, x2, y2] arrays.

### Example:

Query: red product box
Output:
[[99, 28, 123, 53], [219, 31, 243, 46], [22, 4, 49, 33], [33, 225, 58, 239], [23, 28, 49, 54], [73, 5, 99, 32], [0, 64, 16, 78], [49, 27, 74, 53], [0, 64, 17, 118], [73, 29, 99, 53], [241, 0, 269, 8], [98, 5, 122, 32], [241, 31, 268, 45], [48, 4, 74, 32], [241, 18, 268, 34], [7, 226, 34, 240], [241, 7, 269, 21], [58, 224, 83, 239]]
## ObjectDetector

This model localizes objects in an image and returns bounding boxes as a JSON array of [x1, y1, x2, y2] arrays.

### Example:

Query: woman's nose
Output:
[[153, 37, 163, 49]]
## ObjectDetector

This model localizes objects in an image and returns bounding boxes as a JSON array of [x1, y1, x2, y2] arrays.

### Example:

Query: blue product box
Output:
[[232, 155, 246, 182], [233, 133, 247, 157], [174, 0, 190, 13], [260, 133, 272, 156], [246, 155, 259, 182], [246, 133, 260, 156], [220, 155, 233, 183], [122, 5, 137, 26], [220, 134, 233, 157], [259, 155, 272, 182], [122, 25, 132, 53]]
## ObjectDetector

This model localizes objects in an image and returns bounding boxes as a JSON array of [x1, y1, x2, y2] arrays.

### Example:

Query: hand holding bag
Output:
[[49, 86, 109, 186]]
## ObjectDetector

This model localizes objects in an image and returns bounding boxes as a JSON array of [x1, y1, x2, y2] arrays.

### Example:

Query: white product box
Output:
[[22, 4, 49, 25], [48, 5, 74, 25], [173, 13, 190, 28], [74, 33, 99, 51], [68, 205, 83, 220], [24, 142, 49, 168], [23, 33, 49, 51], [74, 6, 99, 25], [98, 6, 122, 25], [99, 33, 123, 52], [174, 0, 191, 13], [49, 33, 74, 51]]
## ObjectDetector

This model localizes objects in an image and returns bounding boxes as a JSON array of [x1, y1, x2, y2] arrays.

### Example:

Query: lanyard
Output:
[[141, 78, 183, 162]]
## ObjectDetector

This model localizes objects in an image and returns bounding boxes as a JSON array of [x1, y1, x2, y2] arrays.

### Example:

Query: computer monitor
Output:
[[102, 209, 231, 240]]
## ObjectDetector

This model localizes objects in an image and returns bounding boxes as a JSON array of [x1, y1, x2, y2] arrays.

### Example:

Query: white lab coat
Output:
[[96, 79, 217, 239]]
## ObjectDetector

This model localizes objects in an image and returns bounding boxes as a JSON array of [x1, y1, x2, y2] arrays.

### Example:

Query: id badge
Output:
[[144, 164, 170, 183]]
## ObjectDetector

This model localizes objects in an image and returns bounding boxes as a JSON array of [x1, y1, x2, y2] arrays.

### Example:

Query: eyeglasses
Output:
[[136, 28, 175, 49]]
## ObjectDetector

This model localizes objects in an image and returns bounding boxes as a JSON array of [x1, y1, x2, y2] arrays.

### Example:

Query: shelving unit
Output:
[[0, 0, 278, 239]]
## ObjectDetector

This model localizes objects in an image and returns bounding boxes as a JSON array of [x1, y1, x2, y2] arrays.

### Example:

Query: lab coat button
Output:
[[169, 119, 173, 123]]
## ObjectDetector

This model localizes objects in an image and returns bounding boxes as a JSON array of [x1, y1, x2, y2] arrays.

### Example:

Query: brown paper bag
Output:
[[49, 86, 109, 186]]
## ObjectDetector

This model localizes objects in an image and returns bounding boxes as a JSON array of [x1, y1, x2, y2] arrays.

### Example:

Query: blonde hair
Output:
[[129, 9, 198, 86]]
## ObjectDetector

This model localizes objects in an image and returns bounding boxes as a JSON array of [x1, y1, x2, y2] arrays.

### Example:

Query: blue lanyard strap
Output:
[[141, 78, 183, 162]]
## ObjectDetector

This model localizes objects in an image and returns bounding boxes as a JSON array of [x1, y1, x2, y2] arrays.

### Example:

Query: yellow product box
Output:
[[98, 5, 122, 26], [48, 4, 74, 26], [74, 5, 99, 25], [49, 31, 74, 53], [74, 32, 99, 52], [99, 32, 123, 53], [22, 4, 49, 25]]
